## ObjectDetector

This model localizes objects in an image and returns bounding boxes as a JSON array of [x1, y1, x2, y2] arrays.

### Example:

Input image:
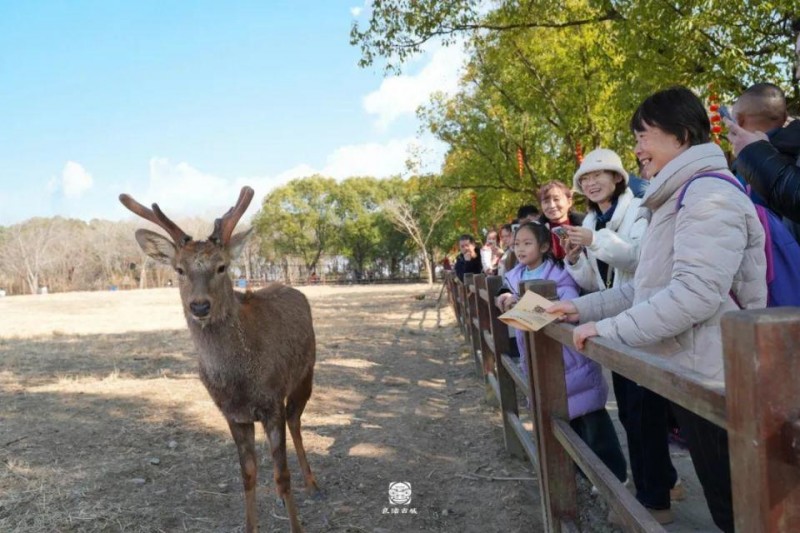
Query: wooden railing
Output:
[[444, 271, 800, 532]]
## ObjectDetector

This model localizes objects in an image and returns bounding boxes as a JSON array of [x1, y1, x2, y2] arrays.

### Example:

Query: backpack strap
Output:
[[675, 171, 752, 310], [675, 171, 745, 211]]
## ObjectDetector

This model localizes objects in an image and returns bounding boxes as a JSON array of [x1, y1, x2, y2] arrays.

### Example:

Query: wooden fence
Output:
[[443, 271, 800, 532]]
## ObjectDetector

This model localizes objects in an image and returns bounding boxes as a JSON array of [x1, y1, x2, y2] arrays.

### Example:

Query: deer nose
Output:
[[190, 300, 211, 317]]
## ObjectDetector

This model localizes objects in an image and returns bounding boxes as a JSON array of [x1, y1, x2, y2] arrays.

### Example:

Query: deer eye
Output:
[[175, 267, 185, 276], [216, 265, 227, 274]]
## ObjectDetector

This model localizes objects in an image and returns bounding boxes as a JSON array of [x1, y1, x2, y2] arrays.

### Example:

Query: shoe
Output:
[[670, 479, 686, 501], [607, 506, 673, 526], [649, 508, 674, 525]]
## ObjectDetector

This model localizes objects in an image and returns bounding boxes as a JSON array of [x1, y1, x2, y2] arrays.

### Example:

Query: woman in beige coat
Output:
[[551, 86, 766, 532]]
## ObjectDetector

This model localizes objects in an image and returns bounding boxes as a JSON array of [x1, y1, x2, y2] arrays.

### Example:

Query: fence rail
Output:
[[444, 271, 800, 532]]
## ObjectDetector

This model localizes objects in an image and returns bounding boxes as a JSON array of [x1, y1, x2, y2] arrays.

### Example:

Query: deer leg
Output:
[[286, 369, 320, 496], [263, 409, 303, 533], [227, 420, 258, 533]]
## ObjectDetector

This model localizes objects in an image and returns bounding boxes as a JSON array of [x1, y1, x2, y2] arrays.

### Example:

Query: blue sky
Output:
[[0, 1, 463, 225]]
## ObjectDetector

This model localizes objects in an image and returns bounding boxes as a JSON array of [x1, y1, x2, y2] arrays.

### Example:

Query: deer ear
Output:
[[228, 228, 253, 259], [135, 229, 176, 264]]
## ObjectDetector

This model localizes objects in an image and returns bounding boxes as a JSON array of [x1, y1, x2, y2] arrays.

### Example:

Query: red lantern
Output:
[[576, 142, 584, 164], [517, 147, 524, 177], [708, 85, 722, 143]]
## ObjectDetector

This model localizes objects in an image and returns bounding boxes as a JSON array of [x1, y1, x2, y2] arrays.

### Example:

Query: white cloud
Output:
[[128, 158, 319, 221], [363, 43, 466, 129], [131, 136, 445, 222], [60, 161, 94, 198], [321, 136, 445, 178], [350, 1, 369, 18]]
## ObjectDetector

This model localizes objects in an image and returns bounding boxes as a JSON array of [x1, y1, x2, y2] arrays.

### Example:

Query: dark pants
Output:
[[671, 404, 734, 533], [613, 373, 677, 510], [571, 407, 628, 483]]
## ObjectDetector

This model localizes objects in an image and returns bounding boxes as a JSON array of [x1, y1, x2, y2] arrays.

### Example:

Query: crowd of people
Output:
[[446, 31, 800, 530]]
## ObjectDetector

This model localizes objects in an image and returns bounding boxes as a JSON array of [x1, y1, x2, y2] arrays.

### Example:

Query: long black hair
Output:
[[514, 221, 563, 269]]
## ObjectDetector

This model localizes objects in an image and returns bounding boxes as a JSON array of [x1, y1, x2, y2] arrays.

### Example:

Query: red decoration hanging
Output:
[[707, 86, 722, 144], [575, 142, 584, 164], [517, 147, 525, 178]]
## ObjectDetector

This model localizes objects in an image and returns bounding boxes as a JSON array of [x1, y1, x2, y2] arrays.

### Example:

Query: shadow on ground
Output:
[[0, 286, 540, 532]]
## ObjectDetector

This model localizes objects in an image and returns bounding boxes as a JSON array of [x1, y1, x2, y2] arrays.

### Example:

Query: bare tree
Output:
[[382, 190, 457, 285], [0, 218, 61, 294]]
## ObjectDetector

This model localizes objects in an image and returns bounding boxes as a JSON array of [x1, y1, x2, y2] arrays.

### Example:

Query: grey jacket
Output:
[[573, 143, 767, 383]]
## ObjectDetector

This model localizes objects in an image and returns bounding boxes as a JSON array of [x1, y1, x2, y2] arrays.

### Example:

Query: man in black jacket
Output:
[[725, 24, 800, 226], [454, 234, 482, 282]]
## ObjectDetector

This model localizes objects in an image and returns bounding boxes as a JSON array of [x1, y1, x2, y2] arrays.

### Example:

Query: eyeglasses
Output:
[[578, 172, 612, 186]]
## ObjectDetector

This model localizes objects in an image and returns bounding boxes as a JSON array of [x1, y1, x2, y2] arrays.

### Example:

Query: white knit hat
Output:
[[572, 148, 629, 194]]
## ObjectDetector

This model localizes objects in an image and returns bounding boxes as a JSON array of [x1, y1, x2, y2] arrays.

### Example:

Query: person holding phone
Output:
[[537, 180, 584, 259], [726, 82, 800, 226], [564, 148, 647, 291], [453, 234, 483, 282], [551, 87, 767, 531], [563, 148, 683, 523]]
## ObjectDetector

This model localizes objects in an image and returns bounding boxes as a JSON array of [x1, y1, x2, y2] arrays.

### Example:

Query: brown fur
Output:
[[120, 188, 317, 533]]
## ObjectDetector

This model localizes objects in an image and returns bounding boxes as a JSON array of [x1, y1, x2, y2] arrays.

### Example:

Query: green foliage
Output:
[[251, 174, 454, 278], [354, 0, 800, 216], [253, 175, 339, 273]]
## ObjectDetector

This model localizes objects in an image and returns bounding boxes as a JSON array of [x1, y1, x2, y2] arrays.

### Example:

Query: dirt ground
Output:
[[0, 284, 546, 532], [0, 284, 715, 532]]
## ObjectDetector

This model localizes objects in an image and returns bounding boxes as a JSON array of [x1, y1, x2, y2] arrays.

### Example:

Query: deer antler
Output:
[[119, 194, 192, 245], [209, 186, 254, 245]]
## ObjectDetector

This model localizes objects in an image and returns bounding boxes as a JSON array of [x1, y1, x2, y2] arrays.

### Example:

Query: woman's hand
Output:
[[565, 226, 593, 247], [495, 293, 518, 313], [564, 240, 583, 265], [573, 322, 599, 350], [547, 300, 580, 323], [725, 118, 769, 156]]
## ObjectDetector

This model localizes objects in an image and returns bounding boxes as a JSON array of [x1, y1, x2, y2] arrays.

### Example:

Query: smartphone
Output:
[[719, 105, 735, 124], [551, 226, 568, 239]]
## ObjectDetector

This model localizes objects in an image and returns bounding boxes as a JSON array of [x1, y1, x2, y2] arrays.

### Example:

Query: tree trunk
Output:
[[422, 252, 434, 285], [139, 260, 147, 289]]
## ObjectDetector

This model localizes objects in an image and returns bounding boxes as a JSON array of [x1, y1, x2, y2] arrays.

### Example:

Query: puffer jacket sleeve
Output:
[[736, 140, 800, 224], [588, 210, 647, 272], [564, 253, 599, 292], [594, 179, 757, 346], [572, 282, 635, 323]]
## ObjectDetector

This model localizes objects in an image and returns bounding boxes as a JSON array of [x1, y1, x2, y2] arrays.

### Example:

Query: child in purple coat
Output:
[[495, 221, 627, 482]]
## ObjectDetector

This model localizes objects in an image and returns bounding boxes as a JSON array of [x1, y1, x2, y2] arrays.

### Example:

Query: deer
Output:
[[119, 186, 318, 533]]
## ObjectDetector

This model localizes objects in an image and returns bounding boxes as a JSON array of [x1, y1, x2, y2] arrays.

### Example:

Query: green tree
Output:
[[334, 176, 389, 280], [252, 175, 339, 277], [353, 0, 800, 208]]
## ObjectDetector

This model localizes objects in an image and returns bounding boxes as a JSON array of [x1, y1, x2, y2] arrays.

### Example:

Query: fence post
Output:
[[464, 273, 483, 379], [487, 275, 526, 460], [722, 308, 800, 532], [526, 280, 577, 531]]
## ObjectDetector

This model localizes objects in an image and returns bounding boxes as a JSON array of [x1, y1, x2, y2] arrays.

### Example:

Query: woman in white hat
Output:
[[563, 148, 645, 291], [563, 147, 684, 525]]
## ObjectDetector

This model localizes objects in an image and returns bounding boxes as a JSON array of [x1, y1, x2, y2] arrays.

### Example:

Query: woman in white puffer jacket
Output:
[[552, 86, 767, 532], [564, 148, 646, 291], [564, 149, 684, 525]]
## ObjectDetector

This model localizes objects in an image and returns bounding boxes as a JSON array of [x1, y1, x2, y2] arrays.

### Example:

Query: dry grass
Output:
[[0, 284, 541, 532]]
